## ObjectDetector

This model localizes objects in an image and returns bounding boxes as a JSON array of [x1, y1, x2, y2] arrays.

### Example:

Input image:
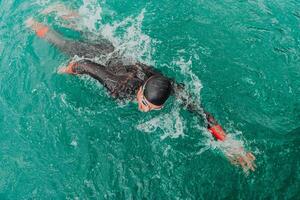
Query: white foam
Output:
[[70, 139, 78, 147], [172, 55, 203, 103], [78, 0, 103, 32], [169, 55, 254, 161], [137, 107, 185, 139], [35, 0, 51, 7], [74, 1, 154, 67], [201, 125, 255, 167], [99, 9, 154, 65]]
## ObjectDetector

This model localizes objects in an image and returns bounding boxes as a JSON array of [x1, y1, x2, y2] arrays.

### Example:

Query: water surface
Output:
[[0, 0, 299, 199]]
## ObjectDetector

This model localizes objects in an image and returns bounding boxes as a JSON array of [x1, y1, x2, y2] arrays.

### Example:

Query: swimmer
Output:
[[26, 4, 256, 173]]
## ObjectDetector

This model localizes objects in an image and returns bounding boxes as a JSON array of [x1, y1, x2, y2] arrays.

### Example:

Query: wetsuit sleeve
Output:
[[173, 82, 227, 141], [172, 81, 204, 116], [69, 59, 120, 91]]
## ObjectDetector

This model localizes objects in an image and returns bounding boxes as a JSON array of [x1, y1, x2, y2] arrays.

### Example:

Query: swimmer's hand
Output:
[[204, 112, 256, 173], [226, 148, 256, 174]]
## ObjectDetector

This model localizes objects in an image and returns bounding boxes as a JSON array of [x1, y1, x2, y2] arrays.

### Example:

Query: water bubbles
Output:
[[99, 8, 154, 65], [78, 0, 103, 32], [70, 139, 78, 147], [74, 2, 154, 69], [172, 54, 203, 102]]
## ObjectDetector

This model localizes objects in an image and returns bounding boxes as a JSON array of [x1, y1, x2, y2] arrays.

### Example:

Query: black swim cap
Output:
[[143, 75, 172, 106]]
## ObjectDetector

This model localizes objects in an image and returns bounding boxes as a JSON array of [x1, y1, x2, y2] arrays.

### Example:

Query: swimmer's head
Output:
[[137, 75, 172, 112]]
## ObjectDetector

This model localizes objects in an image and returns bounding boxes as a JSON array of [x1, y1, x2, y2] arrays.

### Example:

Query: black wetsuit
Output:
[[43, 28, 162, 100]]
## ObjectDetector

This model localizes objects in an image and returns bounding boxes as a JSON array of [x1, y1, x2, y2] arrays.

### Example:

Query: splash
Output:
[[99, 9, 154, 65], [136, 108, 185, 139], [78, 0, 103, 32], [70, 138, 78, 147], [207, 128, 246, 154], [75, 1, 154, 66], [172, 54, 203, 104]]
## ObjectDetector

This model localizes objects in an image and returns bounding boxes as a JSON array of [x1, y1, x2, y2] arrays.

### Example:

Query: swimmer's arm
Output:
[[59, 59, 125, 92], [205, 110, 256, 172], [174, 83, 227, 141], [172, 82, 205, 117], [173, 83, 256, 172], [59, 59, 118, 82]]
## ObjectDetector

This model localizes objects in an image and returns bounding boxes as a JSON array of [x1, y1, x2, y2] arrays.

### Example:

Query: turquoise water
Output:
[[0, 0, 300, 199]]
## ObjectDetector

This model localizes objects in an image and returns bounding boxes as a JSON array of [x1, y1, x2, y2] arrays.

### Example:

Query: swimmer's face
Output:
[[137, 87, 163, 112]]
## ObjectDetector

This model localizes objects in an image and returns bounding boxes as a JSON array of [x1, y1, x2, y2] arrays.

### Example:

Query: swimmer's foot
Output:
[[25, 17, 49, 38], [58, 62, 76, 74]]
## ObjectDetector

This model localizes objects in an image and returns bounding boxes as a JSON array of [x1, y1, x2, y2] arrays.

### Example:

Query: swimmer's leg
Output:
[[26, 17, 114, 57], [25, 18, 87, 57], [58, 59, 122, 94], [41, 3, 114, 50], [26, 17, 66, 46]]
